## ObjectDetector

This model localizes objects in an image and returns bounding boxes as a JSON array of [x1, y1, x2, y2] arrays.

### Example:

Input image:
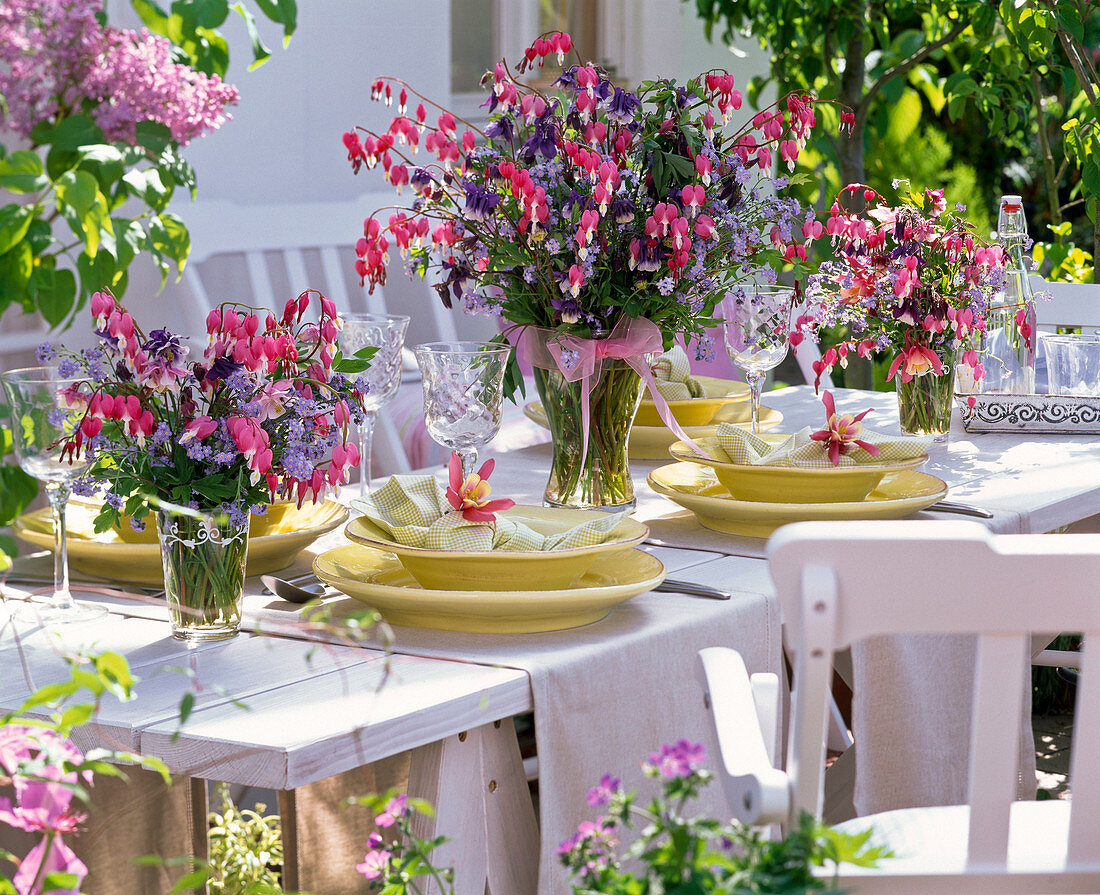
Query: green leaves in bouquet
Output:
[[333, 344, 379, 375], [129, 0, 298, 77], [0, 116, 196, 328]]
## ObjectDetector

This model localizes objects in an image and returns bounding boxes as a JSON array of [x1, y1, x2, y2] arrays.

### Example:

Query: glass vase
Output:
[[895, 351, 956, 442], [157, 508, 248, 642], [533, 359, 643, 511]]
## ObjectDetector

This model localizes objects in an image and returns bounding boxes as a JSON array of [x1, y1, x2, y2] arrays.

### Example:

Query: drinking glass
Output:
[[1, 367, 106, 625], [414, 342, 512, 478], [339, 313, 410, 496], [722, 285, 795, 433]]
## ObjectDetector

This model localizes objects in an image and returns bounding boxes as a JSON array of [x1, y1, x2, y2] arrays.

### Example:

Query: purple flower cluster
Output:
[[646, 738, 706, 778], [0, 0, 238, 145]]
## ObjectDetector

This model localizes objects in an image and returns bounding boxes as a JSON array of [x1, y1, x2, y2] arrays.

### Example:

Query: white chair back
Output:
[[1030, 274, 1100, 334], [698, 519, 1100, 892]]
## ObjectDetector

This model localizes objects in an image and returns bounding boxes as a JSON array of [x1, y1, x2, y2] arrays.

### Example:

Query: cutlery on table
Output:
[[261, 574, 329, 604], [925, 501, 994, 519], [653, 578, 731, 600]]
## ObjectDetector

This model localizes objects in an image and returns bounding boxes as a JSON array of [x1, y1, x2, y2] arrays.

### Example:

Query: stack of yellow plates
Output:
[[343, 506, 648, 591], [669, 437, 929, 504], [314, 543, 665, 634], [633, 376, 749, 427], [647, 462, 947, 538], [14, 500, 349, 585]]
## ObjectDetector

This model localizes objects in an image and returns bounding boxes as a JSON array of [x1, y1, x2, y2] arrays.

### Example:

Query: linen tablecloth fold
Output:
[[291, 579, 780, 895]]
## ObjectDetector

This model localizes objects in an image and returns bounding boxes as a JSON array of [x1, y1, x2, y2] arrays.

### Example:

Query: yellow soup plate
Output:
[[669, 436, 928, 504], [314, 544, 666, 633], [14, 500, 350, 585], [632, 376, 749, 428], [523, 400, 782, 461], [344, 506, 649, 591], [648, 462, 948, 538]]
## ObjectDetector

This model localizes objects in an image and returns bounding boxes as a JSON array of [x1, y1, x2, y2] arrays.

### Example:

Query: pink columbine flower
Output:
[[445, 453, 515, 523], [887, 342, 944, 383], [809, 390, 881, 466], [254, 380, 294, 422], [180, 416, 218, 443]]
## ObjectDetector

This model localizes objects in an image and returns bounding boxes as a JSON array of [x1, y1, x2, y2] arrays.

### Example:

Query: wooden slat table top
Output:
[[0, 611, 532, 786]]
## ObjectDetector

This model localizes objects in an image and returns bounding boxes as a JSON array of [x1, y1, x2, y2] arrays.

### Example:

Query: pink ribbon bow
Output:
[[518, 317, 704, 471]]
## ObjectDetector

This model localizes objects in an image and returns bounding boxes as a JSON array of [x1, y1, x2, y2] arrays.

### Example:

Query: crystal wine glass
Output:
[[1, 367, 106, 625], [722, 285, 795, 433], [339, 313, 410, 496], [414, 341, 512, 478]]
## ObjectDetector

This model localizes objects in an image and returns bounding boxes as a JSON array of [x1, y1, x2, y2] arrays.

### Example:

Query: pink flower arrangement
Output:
[[800, 181, 1007, 389], [43, 289, 370, 530], [342, 31, 829, 365]]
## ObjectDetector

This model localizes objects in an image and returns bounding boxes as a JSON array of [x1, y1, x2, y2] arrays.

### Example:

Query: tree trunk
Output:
[[837, 28, 874, 388]]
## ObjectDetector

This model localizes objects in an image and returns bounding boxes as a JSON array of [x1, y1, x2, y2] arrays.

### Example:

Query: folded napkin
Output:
[[351, 475, 629, 552], [712, 424, 932, 468], [651, 345, 705, 401]]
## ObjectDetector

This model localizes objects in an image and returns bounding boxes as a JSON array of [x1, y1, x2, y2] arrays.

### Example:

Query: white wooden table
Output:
[[4, 384, 1100, 891]]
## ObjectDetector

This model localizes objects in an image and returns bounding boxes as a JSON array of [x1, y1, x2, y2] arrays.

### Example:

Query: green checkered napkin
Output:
[[652, 345, 705, 401], [712, 424, 932, 468], [351, 475, 629, 551]]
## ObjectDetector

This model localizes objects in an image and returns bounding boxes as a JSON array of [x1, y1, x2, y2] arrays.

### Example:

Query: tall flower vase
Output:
[[157, 508, 248, 642], [895, 352, 956, 442], [533, 359, 643, 511]]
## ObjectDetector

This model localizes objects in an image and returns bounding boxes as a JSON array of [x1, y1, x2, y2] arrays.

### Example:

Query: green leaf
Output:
[[49, 115, 106, 151], [55, 169, 98, 218], [253, 0, 297, 42], [149, 213, 191, 267], [32, 268, 78, 327], [41, 872, 81, 892], [131, 0, 172, 33], [0, 238, 34, 302], [135, 121, 174, 156], [177, 0, 230, 29], [231, 2, 272, 70], [0, 205, 35, 256], [0, 460, 37, 524], [179, 691, 195, 724], [0, 150, 47, 193]]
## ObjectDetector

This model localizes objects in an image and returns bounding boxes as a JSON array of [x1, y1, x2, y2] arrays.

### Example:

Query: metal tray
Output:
[[956, 392, 1100, 433]]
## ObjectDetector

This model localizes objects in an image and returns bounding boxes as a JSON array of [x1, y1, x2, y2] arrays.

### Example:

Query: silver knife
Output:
[[653, 578, 731, 600], [925, 501, 994, 519]]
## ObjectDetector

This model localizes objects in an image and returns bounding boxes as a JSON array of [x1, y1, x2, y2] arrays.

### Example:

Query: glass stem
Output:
[[358, 412, 377, 498], [46, 482, 75, 611], [747, 371, 765, 434], [456, 447, 479, 480]]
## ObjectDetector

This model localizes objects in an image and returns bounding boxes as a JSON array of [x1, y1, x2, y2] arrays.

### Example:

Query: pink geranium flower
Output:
[[445, 453, 515, 523], [809, 390, 881, 466]]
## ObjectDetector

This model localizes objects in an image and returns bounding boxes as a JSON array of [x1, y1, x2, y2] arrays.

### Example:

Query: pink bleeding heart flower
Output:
[[445, 452, 515, 523], [809, 390, 881, 466]]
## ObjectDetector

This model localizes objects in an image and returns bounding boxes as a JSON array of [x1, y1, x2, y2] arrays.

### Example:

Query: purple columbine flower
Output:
[[462, 181, 502, 222], [485, 114, 515, 144], [604, 86, 638, 124], [522, 112, 558, 162], [143, 328, 187, 363]]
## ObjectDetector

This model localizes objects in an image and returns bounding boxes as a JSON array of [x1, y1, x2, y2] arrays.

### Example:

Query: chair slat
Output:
[[966, 633, 1029, 868], [319, 246, 353, 310], [283, 248, 310, 299], [1068, 638, 1100, 865]]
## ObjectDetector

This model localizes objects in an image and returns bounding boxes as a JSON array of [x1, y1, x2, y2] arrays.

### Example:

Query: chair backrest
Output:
[[1030, 274, 1100, 334], [767, 519, 1100, 868]]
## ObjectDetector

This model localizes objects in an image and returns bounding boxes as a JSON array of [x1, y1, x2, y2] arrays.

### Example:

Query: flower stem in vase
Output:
[[895, 352, 956, 442]]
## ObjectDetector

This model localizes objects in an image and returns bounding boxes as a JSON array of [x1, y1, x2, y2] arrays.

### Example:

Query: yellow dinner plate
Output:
[[647, 462, 948, 537], [14, 500, 350, 585], [343, 505, 649, 591], [314, 544, 666, 633], [646, 461, 950, 538], [633, 376, 750, 427], [523, 400, 782, 461], [669, 436, 928, 503]]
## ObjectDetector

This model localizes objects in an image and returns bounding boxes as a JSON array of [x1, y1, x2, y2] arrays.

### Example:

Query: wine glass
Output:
[[1, 367, 106, 625], [414, 342, 512, 478], [339, 313, 410, 496], [722, 285, 795, 433]]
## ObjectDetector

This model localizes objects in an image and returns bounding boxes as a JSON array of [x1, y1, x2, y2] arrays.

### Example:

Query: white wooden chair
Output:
[[1031, 274, 1100, 335], [697, 519, 1100, 894]]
